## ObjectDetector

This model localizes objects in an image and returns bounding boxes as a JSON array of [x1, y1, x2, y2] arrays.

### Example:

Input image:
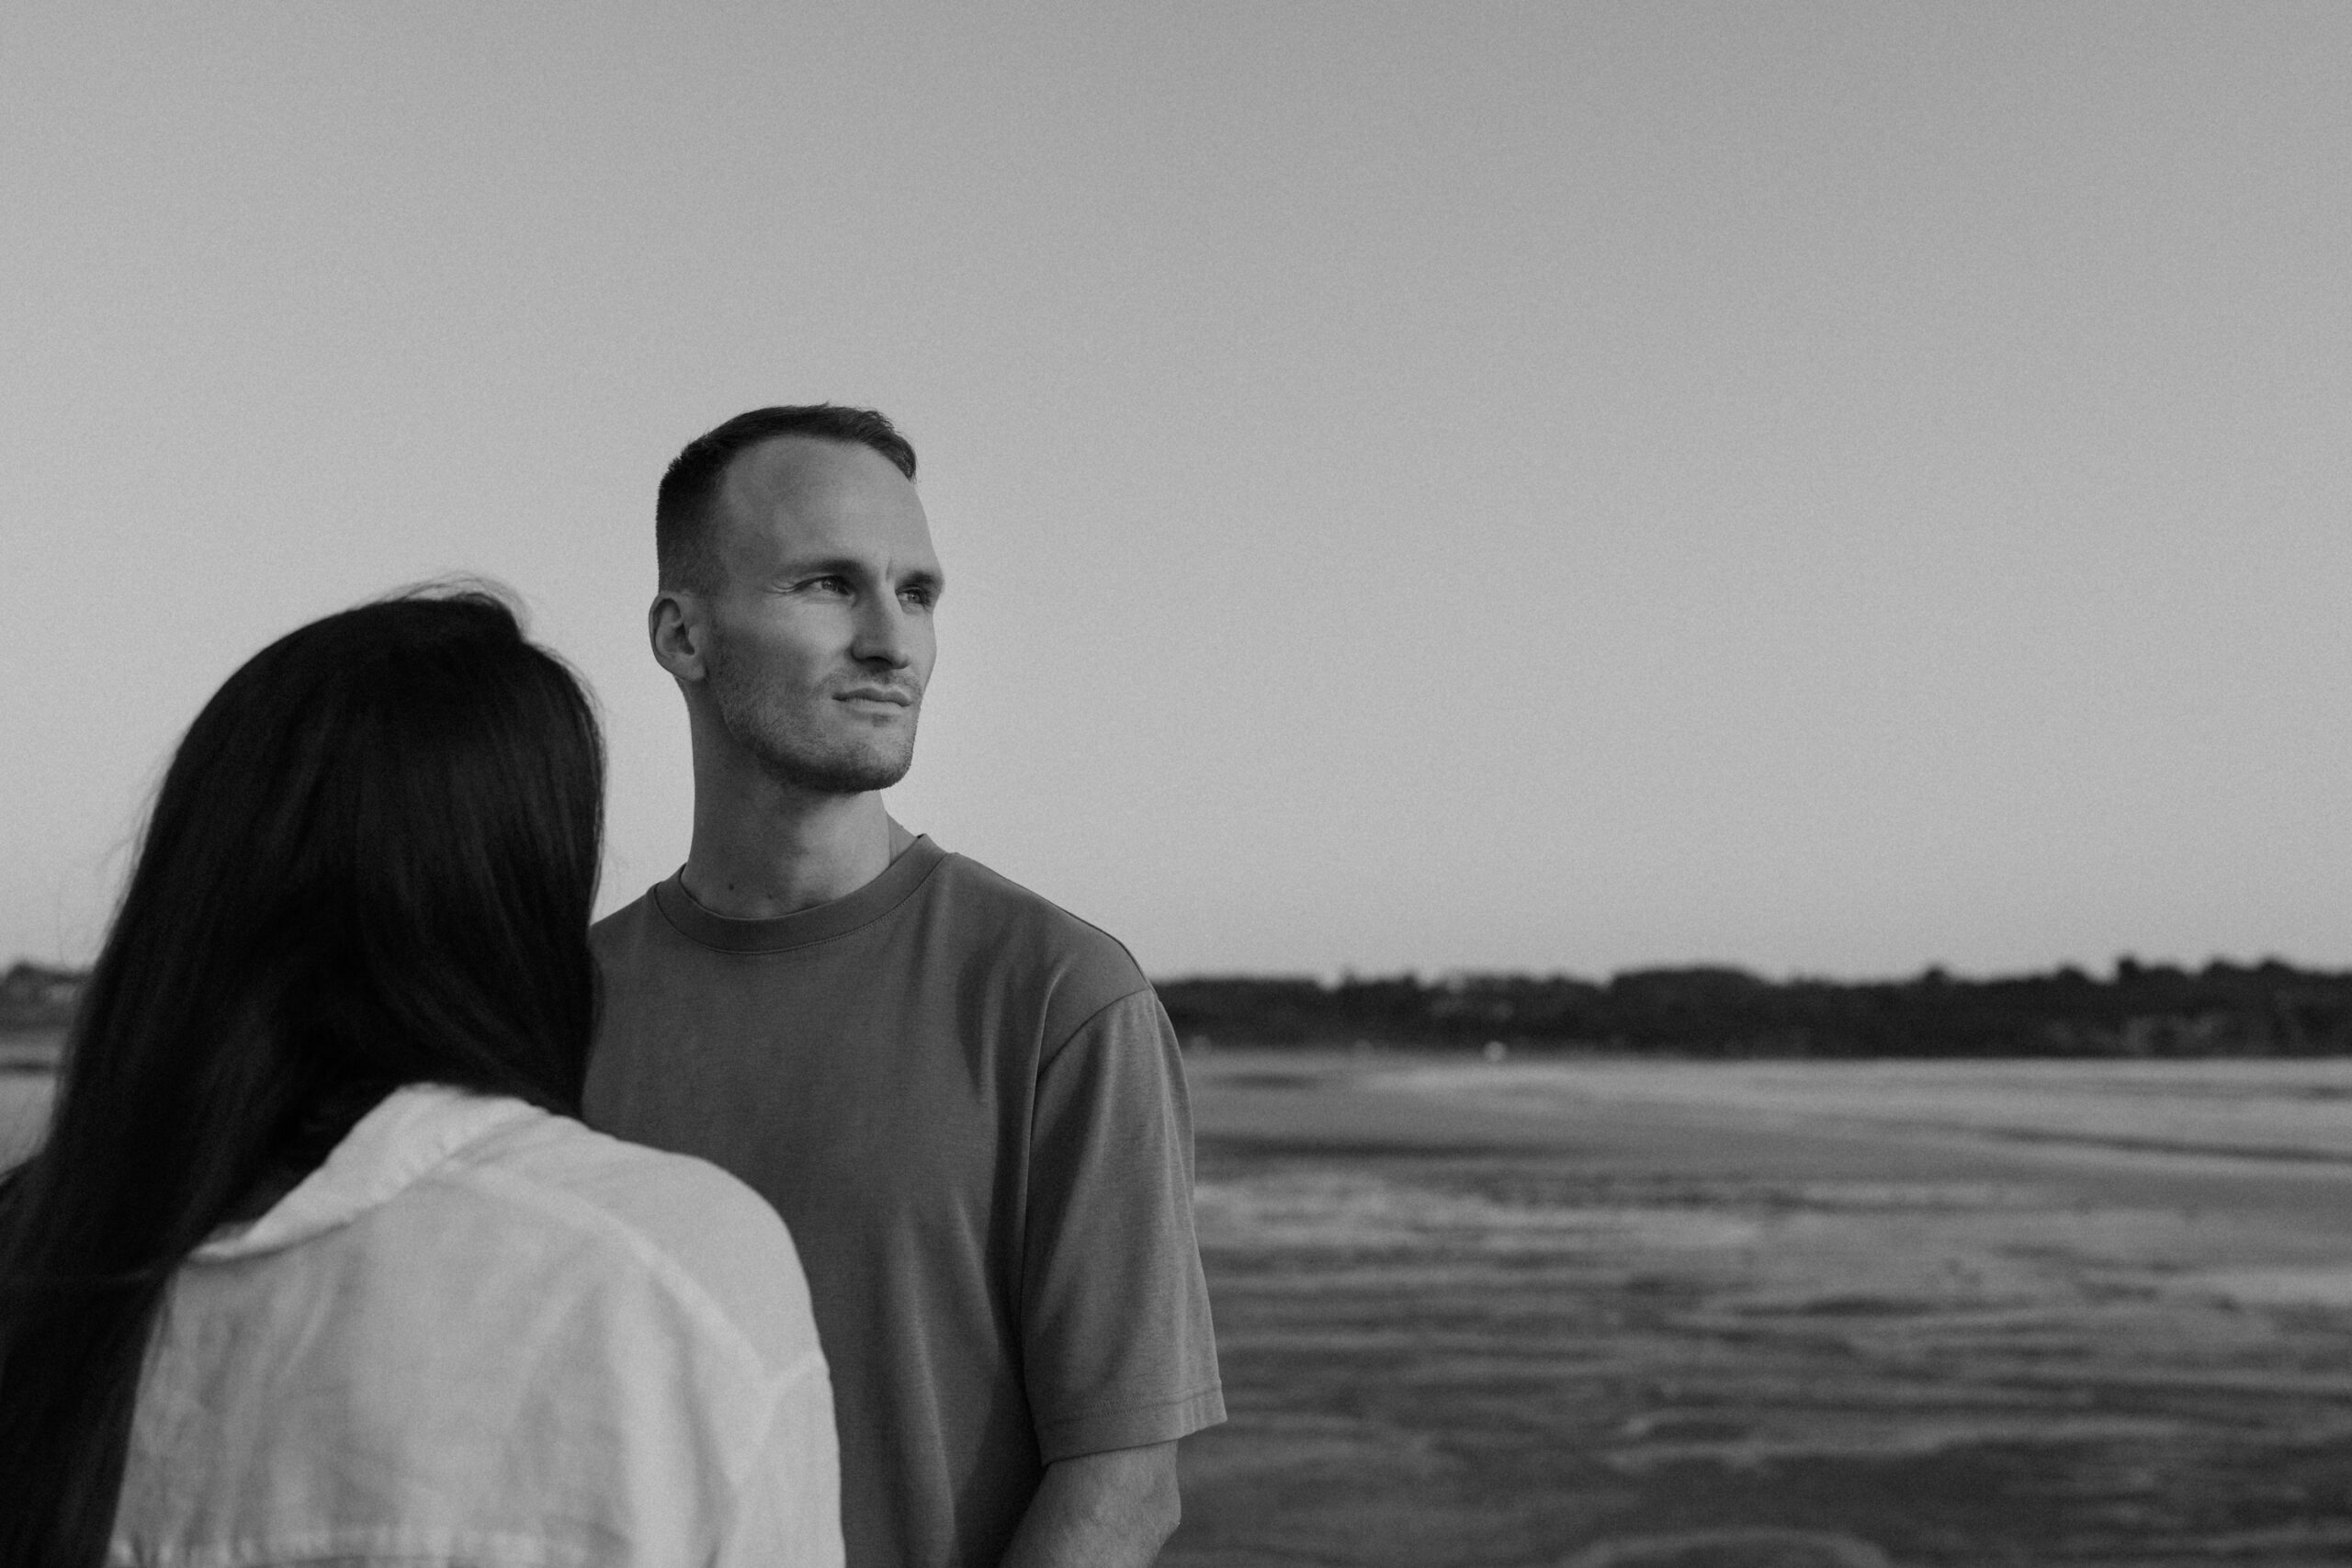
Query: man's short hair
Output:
[[656, 405, 918, 592]]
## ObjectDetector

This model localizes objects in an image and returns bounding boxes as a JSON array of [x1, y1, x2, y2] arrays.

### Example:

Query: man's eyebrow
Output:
[[776, 553, 862, 576]]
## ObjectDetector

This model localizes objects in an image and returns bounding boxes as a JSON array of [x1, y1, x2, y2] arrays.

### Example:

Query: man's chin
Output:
[[756, 746, 915, 796]]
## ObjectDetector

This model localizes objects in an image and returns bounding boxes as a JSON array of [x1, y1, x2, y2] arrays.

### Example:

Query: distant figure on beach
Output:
[[0, 592, 841, 1568], [585, 405, 1223, 1568]]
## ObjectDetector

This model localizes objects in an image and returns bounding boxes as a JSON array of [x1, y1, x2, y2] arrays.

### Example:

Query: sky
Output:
[[4, 3, 2349, 983]]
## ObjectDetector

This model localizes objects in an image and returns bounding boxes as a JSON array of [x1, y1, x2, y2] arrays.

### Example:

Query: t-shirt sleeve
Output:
[[1020, 987, 1227, 1462]]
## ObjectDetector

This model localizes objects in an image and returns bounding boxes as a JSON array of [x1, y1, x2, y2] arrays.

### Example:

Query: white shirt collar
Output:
[[193, 1083, 544, 1262]]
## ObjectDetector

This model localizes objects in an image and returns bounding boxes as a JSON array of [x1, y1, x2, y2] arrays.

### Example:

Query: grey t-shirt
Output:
[[584, 837, 1224, 1568]]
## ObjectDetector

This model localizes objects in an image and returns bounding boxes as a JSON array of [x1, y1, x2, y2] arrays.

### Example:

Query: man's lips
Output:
[[837, 686, 916, 706]]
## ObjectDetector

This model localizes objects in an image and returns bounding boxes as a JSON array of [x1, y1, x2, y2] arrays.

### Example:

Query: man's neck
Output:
[[680, 764, 911, 920]]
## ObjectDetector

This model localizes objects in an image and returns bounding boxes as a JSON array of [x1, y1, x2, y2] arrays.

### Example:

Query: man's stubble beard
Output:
[[706, 648, 920, 796]]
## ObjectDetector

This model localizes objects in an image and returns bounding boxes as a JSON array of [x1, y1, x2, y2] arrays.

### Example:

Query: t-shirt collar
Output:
[[654, 833, 947, 953], [192, 1084, 541, 1263]]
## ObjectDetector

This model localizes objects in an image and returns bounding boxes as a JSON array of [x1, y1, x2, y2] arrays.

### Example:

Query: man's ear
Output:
[[649, 591, 707, 683]]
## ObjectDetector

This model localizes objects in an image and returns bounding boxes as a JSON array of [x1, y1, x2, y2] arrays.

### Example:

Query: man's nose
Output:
[[852, 599, 913, 668]]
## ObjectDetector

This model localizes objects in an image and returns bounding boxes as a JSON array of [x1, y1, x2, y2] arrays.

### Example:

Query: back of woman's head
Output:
[[96, 587, 605, 1122], [0, 586, 605, 1568]]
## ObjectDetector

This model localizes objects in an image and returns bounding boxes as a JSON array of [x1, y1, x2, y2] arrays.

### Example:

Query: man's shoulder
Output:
[[930, 851, 1143, 979], [922, 846, 1170, 1053], [590, 886, 662, 955]]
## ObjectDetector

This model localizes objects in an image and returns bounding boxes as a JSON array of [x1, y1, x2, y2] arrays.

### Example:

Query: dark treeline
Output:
[[17, 957, 2352, 1059], [1158, 959, 2352, 1058]]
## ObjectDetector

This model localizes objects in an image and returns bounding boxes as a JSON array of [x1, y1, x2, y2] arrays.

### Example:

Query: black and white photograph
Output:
[[4, 6, 2350, 1565]]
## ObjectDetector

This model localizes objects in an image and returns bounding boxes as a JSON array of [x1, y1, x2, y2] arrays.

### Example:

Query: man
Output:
[[584, 405, 1224, 1568]]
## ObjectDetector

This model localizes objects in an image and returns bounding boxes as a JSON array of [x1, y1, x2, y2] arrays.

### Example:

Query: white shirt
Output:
[[109, 1084, 842, 1568]]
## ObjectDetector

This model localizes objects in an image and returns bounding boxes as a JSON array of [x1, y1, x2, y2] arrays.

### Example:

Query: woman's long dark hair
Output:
[[0, 588, 605, 1568]]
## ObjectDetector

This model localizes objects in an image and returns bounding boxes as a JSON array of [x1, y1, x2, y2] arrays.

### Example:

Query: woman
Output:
[[0, 590, 841, 1568]]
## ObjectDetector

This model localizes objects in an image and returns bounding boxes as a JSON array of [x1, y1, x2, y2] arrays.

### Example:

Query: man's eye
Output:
[[807, 576, 853, 595], [899, 587, 936, 608]]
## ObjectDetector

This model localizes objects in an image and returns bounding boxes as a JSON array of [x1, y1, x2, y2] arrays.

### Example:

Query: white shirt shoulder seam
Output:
[[426, 1156, 813, 1384]]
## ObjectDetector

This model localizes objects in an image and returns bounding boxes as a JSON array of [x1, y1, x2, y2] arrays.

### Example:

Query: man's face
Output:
[[695, 436, 943, 795]]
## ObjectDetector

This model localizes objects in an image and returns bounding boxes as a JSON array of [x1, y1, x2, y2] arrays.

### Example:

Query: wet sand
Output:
[[1168, 1053, 2352, 1567]]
